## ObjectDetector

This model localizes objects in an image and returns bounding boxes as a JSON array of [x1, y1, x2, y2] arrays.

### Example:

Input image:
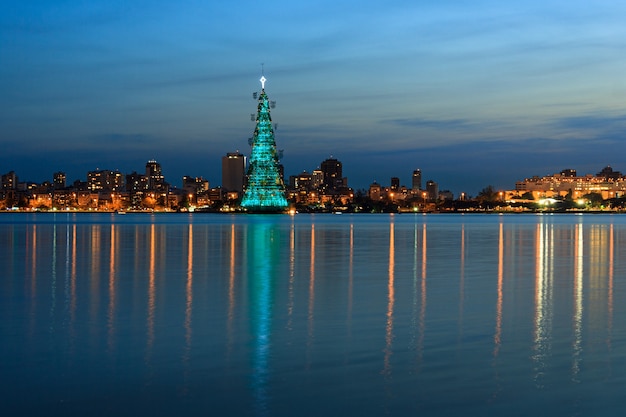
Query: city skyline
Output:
[[4, 155, 625, 199], [2, 1, 626, 195]]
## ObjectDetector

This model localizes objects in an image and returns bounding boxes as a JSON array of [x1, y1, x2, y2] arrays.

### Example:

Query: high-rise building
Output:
[[146, 160, 166, 191], [126, 171, 148, 192], [312, 169, 323, 190], [222, 152, 246, 193], [53, 172, 66, 189], [320, 157, 343, 190], [183, 176, 209, 194], [289, 171, 312, 190], [412, 169, 422, 191], [87, 169, 123, 191], [240, 74, 288, 212], [368, 182, 382, 201], [596, 166, 621, 180], [390, 177, 400, 190], [426, 180, 438, 202], [1, 171, 18, 190]]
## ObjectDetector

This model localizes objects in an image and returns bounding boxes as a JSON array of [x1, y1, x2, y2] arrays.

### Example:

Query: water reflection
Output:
[[146, 223, 156, 365], [90, 224, 101, 325], [107, 224, 117, 351], [572, 221, 584, 381], [458, 224, 465, 344], [50, 223, 57, 330], [70, 224, 77, 348], [4, 214, 626, 416], [607, 224, 614, 351], [307, 223, 316, 368], [494, 221, 503, 358], [383, 220, 395, 376], [419, 223, 427, 365], [227, 224, 236, 355], [184, 224, 193, 364], [347, 223, 354, 337], [246, 220, 280, 417], [287, 221, 295, 331], [411, 222, 427, 369], [27, 225, 37, 337], [533, 217, 554, 387]]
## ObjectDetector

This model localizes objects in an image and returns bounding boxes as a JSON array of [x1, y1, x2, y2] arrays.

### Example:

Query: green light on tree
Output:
[[240, 75, 288, 212]]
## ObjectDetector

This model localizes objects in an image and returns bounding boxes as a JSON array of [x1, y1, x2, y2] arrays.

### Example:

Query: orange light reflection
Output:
[[383, 221, 395, 376], [494, 221, 503, 357]]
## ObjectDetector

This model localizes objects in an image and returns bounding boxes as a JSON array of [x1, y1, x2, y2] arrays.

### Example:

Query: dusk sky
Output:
[[2, 0, 626, 195]]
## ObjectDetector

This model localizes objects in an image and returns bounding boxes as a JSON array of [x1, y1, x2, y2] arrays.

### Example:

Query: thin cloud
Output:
[[554, 114, 626, 131], [385, 117, 472, 130]]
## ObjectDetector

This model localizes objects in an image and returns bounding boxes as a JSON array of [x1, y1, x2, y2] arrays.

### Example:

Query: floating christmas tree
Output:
[[240, 74, 289, 213]]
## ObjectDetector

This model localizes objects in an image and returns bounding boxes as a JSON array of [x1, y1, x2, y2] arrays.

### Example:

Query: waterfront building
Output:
[[512, 167, 626, 200], [126, 172, 148, 192], [289, 171, 312, 190], [53, 172, 66, 189], [426, 180, 438, 202], [320, 157, 343, 191], [439, 190, 454, 201], [368, 182, 382, 201], [221, 152, 246, 193], [240, 74, 288, 212], [87, 169, 123, 192], [390, 177, 400, 190], [312, 169, 323, 190], [146, 160, 167, 191], [412, 169, 422, 191], [1, 171, 17, 190], [597, 165, 622, 180], [183, 176, 209, 195]]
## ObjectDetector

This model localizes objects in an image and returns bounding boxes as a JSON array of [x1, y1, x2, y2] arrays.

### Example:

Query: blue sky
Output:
[[2, 0, 626, 195]]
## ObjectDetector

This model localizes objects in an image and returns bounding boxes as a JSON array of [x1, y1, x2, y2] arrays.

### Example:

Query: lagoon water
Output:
[[2, 212, 626, 416]]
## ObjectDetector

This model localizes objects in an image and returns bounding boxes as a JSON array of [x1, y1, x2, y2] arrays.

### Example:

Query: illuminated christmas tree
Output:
[[240, 75, 289, 212]]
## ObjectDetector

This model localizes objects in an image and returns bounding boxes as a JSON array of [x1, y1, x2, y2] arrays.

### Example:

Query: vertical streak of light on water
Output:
[[107, 224, 116, 352], [70, 224, 77, 352], [25, 223, 37, 349], [607, 224, 614, 352], [90, 225, 101, 328], [533, 221, 543, 385], [184, 224, 193, 364], [227, 224, 236, 357], [347, 223, 354, 338], [534, 222, 543, 356], [181, 223, 194, 395], [31, 225, 38, 295], [50, 222, 57, 333], [29, 225, 38, 339], [286, 220, 295, 331], [411, 219, 419, 370], [146, 224, 156, 367], [306, 224, 316, 369], [533, 218, 553, 388], [419, 223, 427, 366], [31, 224, 38, 300], [250, 223, 272, 417], [494, 221, 503, 358], [458, 224, 465, 346], [64, 222, 71, 330], [572, 221, 584, 381], [383, 220, 395, 377]]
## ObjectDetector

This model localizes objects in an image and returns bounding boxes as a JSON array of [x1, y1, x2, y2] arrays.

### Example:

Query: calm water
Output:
[[2, 213, 626, 416]]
